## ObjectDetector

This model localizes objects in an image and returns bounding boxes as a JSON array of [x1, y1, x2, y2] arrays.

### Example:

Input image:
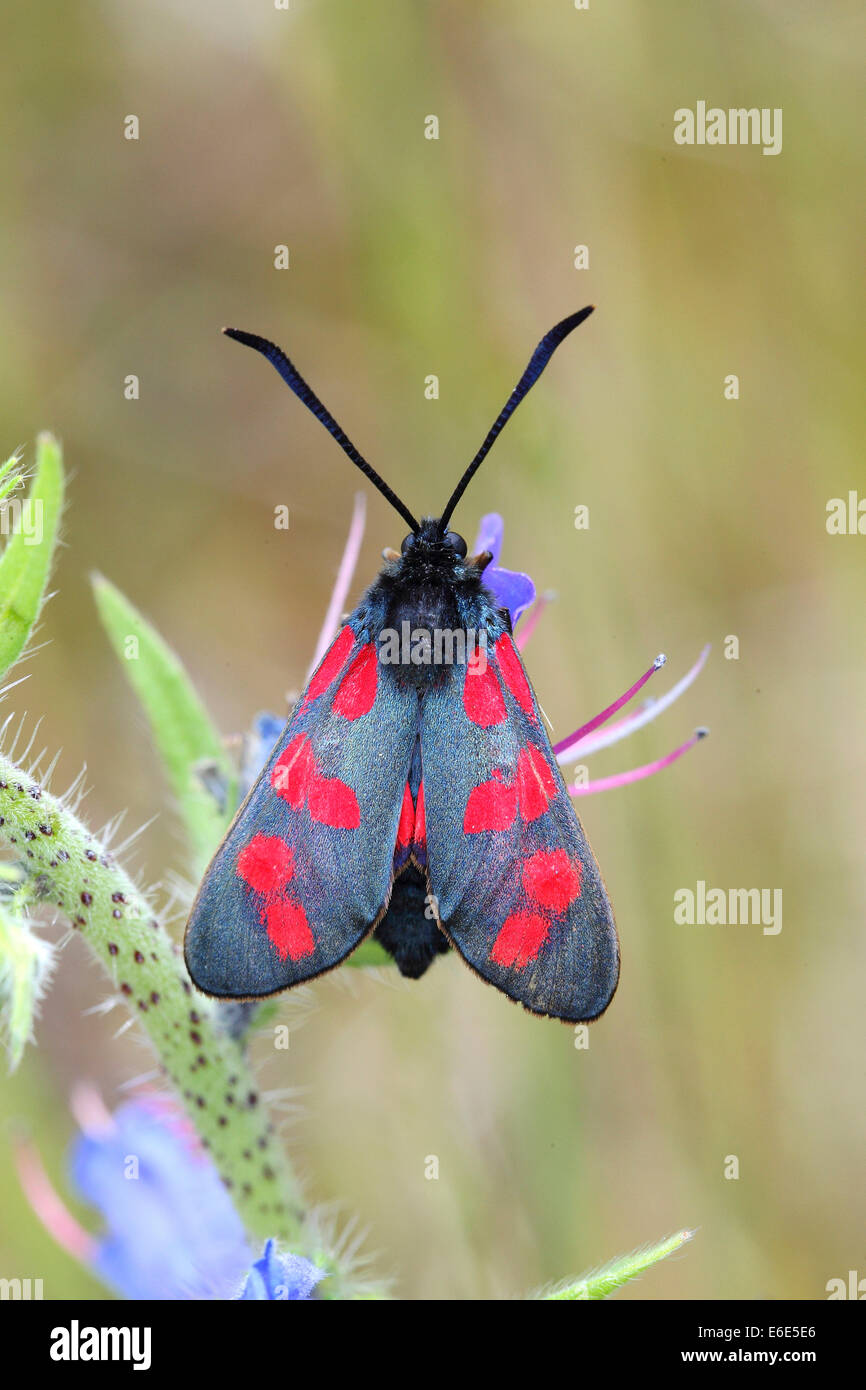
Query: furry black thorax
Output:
[[349, 515, 511, 691]]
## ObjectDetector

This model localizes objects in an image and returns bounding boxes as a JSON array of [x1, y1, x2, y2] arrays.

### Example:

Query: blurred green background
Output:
[[1, 1, 863, 1299]]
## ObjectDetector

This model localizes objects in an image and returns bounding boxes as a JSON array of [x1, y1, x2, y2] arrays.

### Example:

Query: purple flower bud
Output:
[[239, 1239, 327, 1300], [472, 513, 536, 625]]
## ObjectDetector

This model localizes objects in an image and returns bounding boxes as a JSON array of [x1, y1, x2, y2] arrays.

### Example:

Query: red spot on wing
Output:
[[272, 732, 360, 831], [463, 745, 558, 834], [265, 896, 315, 961], [414, 781, 426, 847], [396, 782, 415, 847], [490, 911, 550, 968], [496, 634, 535, 716], [272, 733, 315, 809], [462, 651, 506, 726], [308, 775, 361, 829], [236, 834, 294, 895], [306, 625, 355, 702], [517, 745, 556, 821], [332, 642, 378, 720], [523, 849, 582, 911], [463, 776, 518, 833]]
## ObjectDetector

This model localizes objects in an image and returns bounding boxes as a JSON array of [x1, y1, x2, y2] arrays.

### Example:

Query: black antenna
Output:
[[223, 328, 420, 533], [438, 306, 595, 531]]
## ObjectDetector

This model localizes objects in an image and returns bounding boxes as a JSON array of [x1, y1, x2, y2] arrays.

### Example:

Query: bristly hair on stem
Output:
[[223, 307, 595, 536]]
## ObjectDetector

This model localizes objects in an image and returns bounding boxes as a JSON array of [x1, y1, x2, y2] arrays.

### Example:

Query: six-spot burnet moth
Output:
[[184, 306, 622, 1022]]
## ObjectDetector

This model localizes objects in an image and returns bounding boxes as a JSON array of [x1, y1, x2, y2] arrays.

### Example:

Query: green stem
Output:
[[0, 751, 301, 1244]]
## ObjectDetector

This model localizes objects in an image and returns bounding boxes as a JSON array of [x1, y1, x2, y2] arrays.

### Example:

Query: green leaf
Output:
[[0, 434, 65, 680], [91, 574, 236, 876], [346, 937, 391, 968], [544, 1228, 696, 1299]]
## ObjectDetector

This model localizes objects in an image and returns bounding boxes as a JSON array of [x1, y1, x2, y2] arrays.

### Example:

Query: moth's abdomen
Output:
[[374, 867, 450, 978]]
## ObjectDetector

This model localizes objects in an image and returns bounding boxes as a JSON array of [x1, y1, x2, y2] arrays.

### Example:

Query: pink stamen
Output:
[[305, 492, 367, 681], [563, 644, 710, 761], [553, 654, 666, 757], [14, 1136, 97, 1263], [69, 1081, 115, 1137], [568, 728, 708, 795], [514, 590, 555, 651]]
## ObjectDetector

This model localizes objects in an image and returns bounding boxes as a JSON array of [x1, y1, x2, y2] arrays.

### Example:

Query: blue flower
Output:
[[239, 1238, 326, 1300], [69, 1096, 253, 1299], [18, 1091, 327, 1301], [471, 512, 536, 625]]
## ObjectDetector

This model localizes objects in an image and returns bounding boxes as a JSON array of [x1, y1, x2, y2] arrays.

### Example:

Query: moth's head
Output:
[[383, 516, 493, 578]]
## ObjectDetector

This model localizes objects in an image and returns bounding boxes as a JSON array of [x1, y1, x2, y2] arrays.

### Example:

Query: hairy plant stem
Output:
[[0, 751, 301, 1245]]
